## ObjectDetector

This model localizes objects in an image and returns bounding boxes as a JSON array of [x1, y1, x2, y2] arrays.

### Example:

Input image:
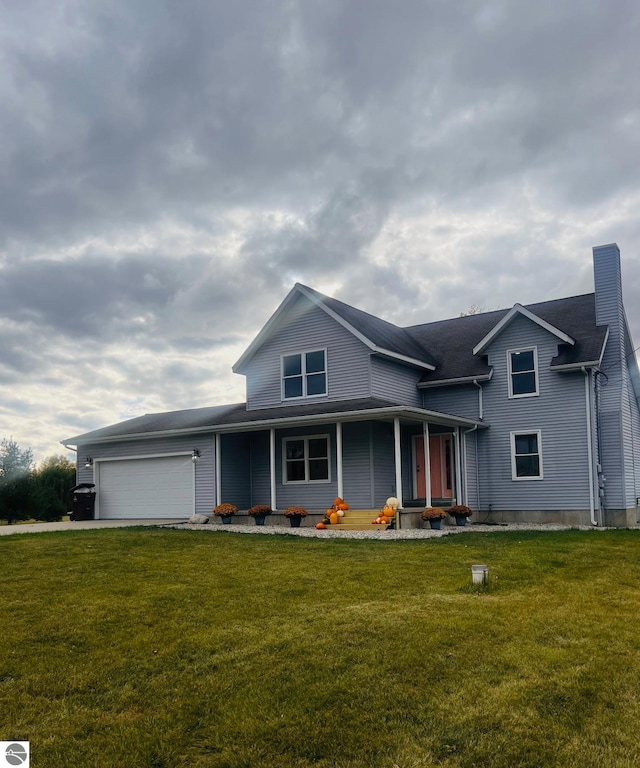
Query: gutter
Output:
[[582, 366, 598, 526]]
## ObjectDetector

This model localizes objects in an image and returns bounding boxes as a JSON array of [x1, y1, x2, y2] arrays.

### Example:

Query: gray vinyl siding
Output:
[[593, 244, 636, 511], [422, 384, 480, 420], [249, 431, 271, 507], [370, 357, 422, 406], [342, 421, 375, 507], [464, 430, 479, 509], [400, 426, 422, 501], [76, 434, 215, 516], [220, 433, 251, 509], [477, 315, 591, 511], [245, 294, 372, 409], [624, 361, 640, 508], [630, 384, 640, 508], [372, 421, 397, 505]]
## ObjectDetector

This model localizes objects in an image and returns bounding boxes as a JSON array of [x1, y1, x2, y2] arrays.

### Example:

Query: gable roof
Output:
[[407, 293, 609, 386], [233, 283, 436, 373], [472, 302, 575, 355]]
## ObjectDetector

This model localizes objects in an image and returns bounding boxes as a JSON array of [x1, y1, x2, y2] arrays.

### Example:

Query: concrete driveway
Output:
[[0, 519, 187, 535]]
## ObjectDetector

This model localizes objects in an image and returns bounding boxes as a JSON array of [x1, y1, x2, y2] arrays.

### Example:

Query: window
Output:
[[511, 431, 543, 480], [283, 435, 330, 483], [508, 348, 538, 398], [282, 350, 327, 399]]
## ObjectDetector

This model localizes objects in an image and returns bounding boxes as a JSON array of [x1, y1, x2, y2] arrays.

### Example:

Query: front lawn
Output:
[[1, 528, 640, 767]]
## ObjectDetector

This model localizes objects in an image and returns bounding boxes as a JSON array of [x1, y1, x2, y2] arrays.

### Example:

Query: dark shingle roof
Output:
[[66, 398, 459, 444], [407, 293, 608, 384], [300, 285, 437, 367]]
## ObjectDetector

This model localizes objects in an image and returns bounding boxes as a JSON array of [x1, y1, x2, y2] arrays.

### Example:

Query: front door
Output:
[[414, 434, 453, 500]]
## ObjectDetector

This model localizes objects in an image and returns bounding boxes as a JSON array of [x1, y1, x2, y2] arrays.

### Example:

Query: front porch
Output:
[[211, 405, 484, 529]]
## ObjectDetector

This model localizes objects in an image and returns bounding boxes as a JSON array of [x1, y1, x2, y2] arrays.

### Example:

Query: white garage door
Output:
[[97, 455, 194, 519]]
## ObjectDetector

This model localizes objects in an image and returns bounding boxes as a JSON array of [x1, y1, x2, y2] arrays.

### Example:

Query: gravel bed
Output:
[[162, 521, 602, 539]]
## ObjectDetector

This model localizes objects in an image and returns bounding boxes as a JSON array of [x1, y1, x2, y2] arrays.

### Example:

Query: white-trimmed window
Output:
[[511, 431, 543, 480], [508, 347, 539, 398], [282, 350, 327, 400], [283, 435, 331, 483]]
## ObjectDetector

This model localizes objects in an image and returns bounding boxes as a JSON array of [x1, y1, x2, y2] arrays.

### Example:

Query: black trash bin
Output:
[[70, 483, 96, 521]]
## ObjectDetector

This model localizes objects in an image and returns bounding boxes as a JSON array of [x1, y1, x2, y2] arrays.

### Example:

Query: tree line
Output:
[[0, 438, 77, 525]]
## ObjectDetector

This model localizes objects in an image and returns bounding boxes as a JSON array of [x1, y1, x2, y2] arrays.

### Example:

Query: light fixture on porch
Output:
[[84, 457, 93, 469], [192, 449, 201, 464]]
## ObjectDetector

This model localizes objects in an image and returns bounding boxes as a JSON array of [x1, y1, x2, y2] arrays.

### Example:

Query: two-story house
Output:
[[63, 244, 640, 527]]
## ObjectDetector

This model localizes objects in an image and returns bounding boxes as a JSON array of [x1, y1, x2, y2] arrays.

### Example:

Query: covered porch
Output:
[[212, 404, 485, 528]]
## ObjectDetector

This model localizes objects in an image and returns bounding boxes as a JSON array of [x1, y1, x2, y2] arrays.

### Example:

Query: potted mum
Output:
[[282, 506, 308, 528], [421, 507, 447, 530], [247, 504, 273, 526], [213, 503, 238, 524], [448, 504, 473, 527]]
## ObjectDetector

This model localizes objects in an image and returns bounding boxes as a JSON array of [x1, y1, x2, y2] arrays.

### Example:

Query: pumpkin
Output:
[[333, 497, 343, 507], [380, 515, 389, 524], [338, 502, 349, 511], [337, 510, 345, 518], [383, 505, 394, 516], [330, 511, 340, 525], [371, 519, 379, 525], [315, 522, 326, 530]]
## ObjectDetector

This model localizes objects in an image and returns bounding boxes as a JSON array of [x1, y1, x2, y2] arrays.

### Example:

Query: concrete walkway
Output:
[[0, 519, 187, 536]]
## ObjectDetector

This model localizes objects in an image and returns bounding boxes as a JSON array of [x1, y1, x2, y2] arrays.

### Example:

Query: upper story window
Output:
[[508, 347, 539, 398], [511, 430, 543, 480], [282, 350, 327, 400]]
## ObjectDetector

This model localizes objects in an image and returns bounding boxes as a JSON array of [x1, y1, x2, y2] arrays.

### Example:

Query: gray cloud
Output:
[[1, 0, 640, 460]]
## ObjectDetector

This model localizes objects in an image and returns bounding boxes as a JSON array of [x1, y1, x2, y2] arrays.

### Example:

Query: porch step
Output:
[[325, 509, 392, 531]]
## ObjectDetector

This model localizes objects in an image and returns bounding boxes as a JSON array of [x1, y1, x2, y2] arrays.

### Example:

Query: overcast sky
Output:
[[2, 0, 640, 463]]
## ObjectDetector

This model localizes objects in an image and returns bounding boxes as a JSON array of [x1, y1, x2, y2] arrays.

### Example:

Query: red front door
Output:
[[415, 434, 453, 499]]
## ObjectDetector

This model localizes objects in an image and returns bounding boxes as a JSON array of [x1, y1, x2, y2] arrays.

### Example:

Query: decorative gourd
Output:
[[371, 519, 379, 525], [337, 510, 345, 518], [329, 511, 340, 525], [338, 502, 349, 511], [315, 522, 326, 529]]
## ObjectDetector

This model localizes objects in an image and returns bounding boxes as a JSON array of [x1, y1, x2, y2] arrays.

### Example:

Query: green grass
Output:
[[2, 528, 640, 767]]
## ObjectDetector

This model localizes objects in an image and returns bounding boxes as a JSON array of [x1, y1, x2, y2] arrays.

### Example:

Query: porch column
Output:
[[423, 422, 431, 508], [454, 427, 463, 506], [215, 433, 222, 506], [393, 417, 403, 515], [269, 428, 277, 511], [336, 422, 344, 501]]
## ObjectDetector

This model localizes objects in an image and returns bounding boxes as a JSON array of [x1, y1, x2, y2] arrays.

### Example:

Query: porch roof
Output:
[[63, 397, 486, 446]]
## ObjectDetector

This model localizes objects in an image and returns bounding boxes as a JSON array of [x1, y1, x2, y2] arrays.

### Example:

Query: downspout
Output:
[[464, 424, 479, 509], [473, 379, 483, 420], [454, 427, 463, 506], [582, 367, 598, 526]]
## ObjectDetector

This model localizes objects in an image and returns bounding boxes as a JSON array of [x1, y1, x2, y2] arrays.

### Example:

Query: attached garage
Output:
[[96, 455, 195, 519]]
